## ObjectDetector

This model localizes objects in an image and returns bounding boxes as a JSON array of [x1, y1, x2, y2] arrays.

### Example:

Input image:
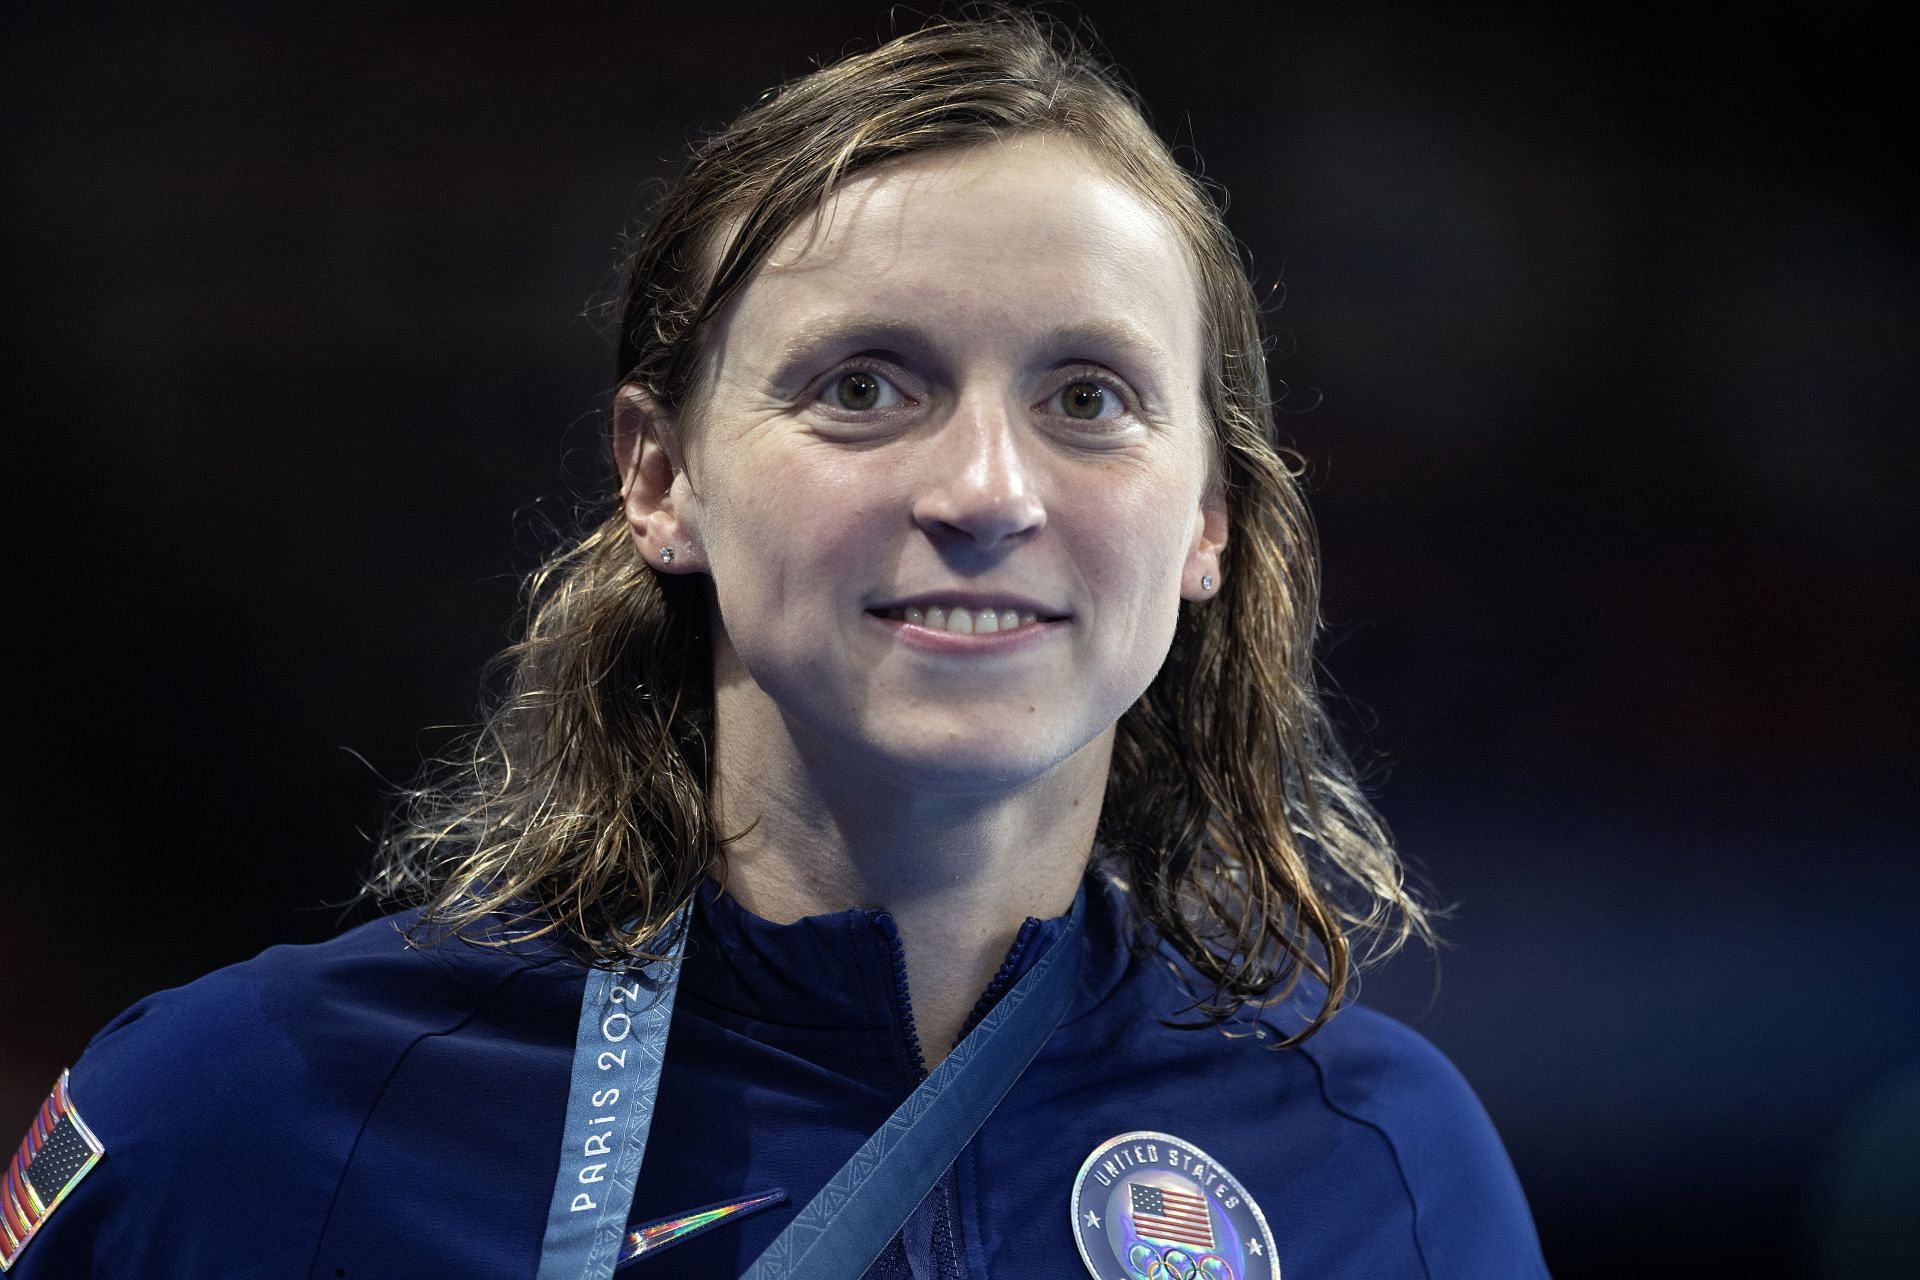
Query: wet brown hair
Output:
[[368, 1, 1439, 1044]]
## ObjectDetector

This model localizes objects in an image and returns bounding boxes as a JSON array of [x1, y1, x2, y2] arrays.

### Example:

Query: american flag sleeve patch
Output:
[[1, 1070, 105, 1272]]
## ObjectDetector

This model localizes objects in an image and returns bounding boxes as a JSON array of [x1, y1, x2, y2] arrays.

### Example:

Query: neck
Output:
[[711, 714, 1107, 1071]]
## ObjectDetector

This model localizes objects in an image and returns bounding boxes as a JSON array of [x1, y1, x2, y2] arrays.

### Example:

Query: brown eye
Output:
[[834, 371, 881, 412], [1061, 380, 1106, 420]]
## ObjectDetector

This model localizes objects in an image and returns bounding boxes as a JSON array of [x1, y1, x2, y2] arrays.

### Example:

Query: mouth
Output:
[[865, 601, 1068, 637]]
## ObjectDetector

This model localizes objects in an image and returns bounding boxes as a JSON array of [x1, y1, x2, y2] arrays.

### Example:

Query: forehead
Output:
[[714, 133, 1203, 383]]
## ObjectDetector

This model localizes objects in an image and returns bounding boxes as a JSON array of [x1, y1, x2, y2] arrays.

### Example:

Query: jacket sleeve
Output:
[[7, 959, 360, 1280], [4, 914, 499, 1280], [1297, 1004, 1552, 1279]]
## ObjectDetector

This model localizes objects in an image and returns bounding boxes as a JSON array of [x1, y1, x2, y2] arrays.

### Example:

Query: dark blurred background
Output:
[[4, 2, 1914, 1275]]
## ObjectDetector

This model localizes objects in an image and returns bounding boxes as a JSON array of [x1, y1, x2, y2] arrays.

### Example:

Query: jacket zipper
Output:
[[878, 915, 1048, 1280]]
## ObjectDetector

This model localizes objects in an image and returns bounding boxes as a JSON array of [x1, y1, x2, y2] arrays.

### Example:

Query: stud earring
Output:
[[1201, 574, 1214, 592], [658, 546, 675, 565]]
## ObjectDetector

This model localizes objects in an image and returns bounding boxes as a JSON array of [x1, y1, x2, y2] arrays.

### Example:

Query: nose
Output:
[[910, 395, 1047, 552]]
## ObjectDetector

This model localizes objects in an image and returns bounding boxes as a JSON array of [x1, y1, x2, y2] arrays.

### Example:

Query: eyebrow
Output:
[[764, 314, 1174, 393]]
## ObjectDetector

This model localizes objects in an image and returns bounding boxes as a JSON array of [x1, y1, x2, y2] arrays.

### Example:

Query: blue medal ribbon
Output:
[[534, 905, 690, 1280], [537, 886, 1087, 1280], [742, 886, 1086, 1279]]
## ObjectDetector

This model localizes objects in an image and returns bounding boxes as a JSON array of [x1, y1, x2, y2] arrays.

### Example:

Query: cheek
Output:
[[698, 452, 880, 627], [1076, 467, 1197, 593], [1068, 472, 1196, 661]]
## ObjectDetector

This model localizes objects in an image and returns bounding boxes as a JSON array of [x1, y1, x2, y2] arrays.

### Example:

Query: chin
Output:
[[838, 714, 1112, 798]]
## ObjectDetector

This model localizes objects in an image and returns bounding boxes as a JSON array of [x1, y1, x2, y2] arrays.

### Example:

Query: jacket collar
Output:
[[679, 866, 1137, 1049]]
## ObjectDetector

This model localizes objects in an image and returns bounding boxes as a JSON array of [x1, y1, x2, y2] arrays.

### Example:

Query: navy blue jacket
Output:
[[12, 873, 1547, 1277]]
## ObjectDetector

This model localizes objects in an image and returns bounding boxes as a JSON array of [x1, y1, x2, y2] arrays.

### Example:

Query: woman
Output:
[[5, 7, 1547, 1278]]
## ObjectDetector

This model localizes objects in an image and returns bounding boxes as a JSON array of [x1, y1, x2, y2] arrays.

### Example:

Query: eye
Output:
[[815, 365, 912, 415], [1047, 374, 1131, 424]]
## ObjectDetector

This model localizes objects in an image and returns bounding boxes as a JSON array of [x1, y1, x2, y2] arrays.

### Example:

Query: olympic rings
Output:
[[1128, 1244, 1236, 1280]]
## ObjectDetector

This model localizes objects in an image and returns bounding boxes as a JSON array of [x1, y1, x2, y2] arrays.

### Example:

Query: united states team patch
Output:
[[1, 1070, 104, 1272], [1070, 1131, 1279, 1280]]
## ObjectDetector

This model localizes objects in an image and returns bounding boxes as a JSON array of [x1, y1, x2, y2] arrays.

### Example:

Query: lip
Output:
[[865, 610, 1068, 654]]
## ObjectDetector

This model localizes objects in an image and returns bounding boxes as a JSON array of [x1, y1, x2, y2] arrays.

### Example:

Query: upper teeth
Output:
[[885, 605, 1042, 635]]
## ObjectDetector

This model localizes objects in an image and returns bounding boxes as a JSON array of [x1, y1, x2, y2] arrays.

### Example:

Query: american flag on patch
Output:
[[1128, 1180, 1215, 1250], [2, 1070, 105, 1272]]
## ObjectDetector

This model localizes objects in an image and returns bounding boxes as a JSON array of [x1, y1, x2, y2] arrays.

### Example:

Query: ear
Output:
[[612, 383, 705, 572], [1181, 475, 1229, 601]]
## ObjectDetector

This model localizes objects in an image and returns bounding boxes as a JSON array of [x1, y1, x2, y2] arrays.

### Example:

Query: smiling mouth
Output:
[[867, 605, 1065, 636]]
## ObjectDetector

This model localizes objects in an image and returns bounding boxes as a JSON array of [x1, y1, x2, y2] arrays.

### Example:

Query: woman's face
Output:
[[630, 132, 1225, 794]]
